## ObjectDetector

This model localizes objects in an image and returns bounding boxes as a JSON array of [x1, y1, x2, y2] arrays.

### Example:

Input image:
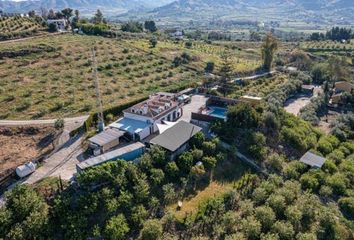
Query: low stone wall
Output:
[[191, 112, 221, 122]]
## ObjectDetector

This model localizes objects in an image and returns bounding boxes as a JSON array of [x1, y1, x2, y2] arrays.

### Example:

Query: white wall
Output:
[[138, 127, 151, 140], [124, 107, 181, 133], [124, 112, 153, 123]]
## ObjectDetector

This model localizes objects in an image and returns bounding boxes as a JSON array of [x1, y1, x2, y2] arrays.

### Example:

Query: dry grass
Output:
[[166, 156, 253, 221], [0, 126, 57, 180], [167, 181, 233, 220]]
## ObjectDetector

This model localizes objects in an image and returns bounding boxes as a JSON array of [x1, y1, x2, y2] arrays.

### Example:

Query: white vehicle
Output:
[[16, 162, 37, 178]]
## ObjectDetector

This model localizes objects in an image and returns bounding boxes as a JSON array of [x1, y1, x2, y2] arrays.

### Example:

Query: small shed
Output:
[[239, 95, 262, 106], [299, 151, 326, 168], [335, 81, 354, 93], [88, 128, 125, 156]]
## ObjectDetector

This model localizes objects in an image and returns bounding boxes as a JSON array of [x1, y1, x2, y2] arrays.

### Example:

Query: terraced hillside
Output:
[[0, 16, 45, 41], [128, 39, 262, 74], [0, 34, 205, 119], [301, 40, 354, 54]]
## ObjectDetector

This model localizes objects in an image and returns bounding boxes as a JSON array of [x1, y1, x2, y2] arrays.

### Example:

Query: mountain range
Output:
[[0, 0, 174, 15], [150, 0, 354, 17], [1, 0, 354, 21]]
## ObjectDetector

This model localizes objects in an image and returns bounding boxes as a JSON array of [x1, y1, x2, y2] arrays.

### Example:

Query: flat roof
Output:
[[241, 95, 262, 100], [300, 151, 326, 168], [77, 142, 145, 171], [302, 85, 315, 90], [150, 121, 202, 152], [88, 128, 124, 146], [110, 118, 151, 134]]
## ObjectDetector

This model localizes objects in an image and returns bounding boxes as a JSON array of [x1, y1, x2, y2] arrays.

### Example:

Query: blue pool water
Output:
[[208, 106, 227, 119]]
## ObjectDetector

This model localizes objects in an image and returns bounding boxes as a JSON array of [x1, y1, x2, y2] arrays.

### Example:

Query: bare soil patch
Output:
[[318, 110, 340, 134], [284, 95, 311, 116], [0, 126, 58, 180]]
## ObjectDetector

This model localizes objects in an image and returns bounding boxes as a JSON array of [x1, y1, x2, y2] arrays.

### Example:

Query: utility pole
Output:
[[91, 47, 105, 132]]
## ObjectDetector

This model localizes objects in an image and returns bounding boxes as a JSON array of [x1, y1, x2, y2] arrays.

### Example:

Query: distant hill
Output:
[[152, 0, 354, 14], [144, 0, 354, 23], [0, 0, 174, 15], [1, 0, 354, 21]]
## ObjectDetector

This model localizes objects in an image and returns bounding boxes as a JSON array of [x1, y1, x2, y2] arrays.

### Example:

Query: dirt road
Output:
[[0, 116, 88, 127], [24, 133, 84, 184], [0, 32, 68, 45], [284, 96, 312, 116]]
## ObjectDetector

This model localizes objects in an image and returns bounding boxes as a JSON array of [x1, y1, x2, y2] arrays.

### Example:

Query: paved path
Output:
[[24, 134, 84, 184], [0, 115, 88, 184]]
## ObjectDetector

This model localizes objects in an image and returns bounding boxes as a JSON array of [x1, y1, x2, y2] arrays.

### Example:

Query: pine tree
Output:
[[261, 33, 278, 71]]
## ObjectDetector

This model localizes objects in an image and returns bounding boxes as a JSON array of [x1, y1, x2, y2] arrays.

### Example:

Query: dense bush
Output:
[[280, 113, 318, 152], [330, 113, 354, 140], [227, 103, 261, 130], [299, 95, 327, 125], [166, 175, 353, 239], [79, 23, 109, 36], [266, 76, 302, 113], [0, 132, 227, 239], [121, 21, 143, 33], [339, 197, 354, 218]]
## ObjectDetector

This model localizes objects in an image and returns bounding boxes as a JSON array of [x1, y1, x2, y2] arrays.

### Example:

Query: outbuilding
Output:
[[150, 121, 202, 160], [77, 142, 145, 172], [299, 151, 326, 168], [88, 128, 125, 156]]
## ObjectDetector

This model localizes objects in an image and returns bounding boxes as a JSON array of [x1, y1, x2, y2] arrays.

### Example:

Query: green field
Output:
[[0, 16, 45, 40], [0, 33, 266, 120], [127, 39, 262, 74], [301, 40, 354, 53], [227, 73, 289, 99], [0, 34, 205, 119]]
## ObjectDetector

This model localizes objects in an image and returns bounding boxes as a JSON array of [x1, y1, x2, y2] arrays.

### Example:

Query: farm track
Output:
[[0, 31, 68, 45], [0, 115, 88, 127]]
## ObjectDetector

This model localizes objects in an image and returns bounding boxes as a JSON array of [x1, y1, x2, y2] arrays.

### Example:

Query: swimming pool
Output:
[[208, 106, 227, 119]]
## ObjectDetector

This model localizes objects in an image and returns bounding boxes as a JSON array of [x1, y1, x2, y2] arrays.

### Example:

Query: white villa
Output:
[[110, 92, 182, 140]]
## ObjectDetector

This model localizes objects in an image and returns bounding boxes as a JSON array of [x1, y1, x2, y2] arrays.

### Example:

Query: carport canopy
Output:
[[89, 128, 124, 147]]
